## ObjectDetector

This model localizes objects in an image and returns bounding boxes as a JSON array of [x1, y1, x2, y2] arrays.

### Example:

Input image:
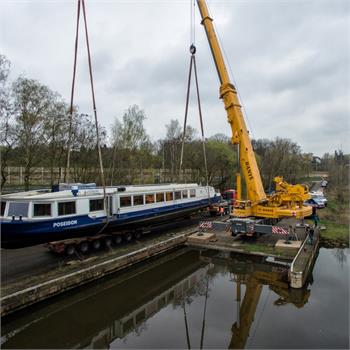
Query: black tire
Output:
[[114, 235, 122, 245], [125, 232, 133, 242], [78, 241, 89, 254], [134, 231, 142, 240], [65, 245, 76, 256], [91, 239, 101, 250], [104, 237, 113, 248]]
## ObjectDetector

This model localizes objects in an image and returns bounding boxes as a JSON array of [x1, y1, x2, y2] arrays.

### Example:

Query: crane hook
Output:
[[190, 44, 196, 55]]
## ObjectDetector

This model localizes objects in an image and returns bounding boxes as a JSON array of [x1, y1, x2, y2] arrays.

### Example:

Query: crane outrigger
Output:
[[196, 0, 312, 221]]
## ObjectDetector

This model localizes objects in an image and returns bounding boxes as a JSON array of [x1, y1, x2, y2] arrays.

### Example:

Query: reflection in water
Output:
[[191, 252, 310, 349], [2, 249, 209, 348], [332, 248, 347, 269], [1, 248, 348, 349]]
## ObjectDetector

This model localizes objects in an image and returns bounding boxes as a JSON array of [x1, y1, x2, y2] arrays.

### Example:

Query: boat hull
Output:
[[1, 198, 216, 248]]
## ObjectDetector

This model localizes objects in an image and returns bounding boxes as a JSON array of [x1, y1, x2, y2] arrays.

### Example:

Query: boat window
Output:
[[133, 195, 144, 206], [90, 198, 104, 212], [1, 201, 6, 216], [156, 192, 165, 202], [33, 203, 51, 217], [8, 202, 29, 217], [145, 194, 155, 204], [165, 192, 173, 201], [58, 201, 76, 216], [190, 189, 196, 198], [174, 191, 181, 200], [120, 196, 132, 208], [182, 190, 188, 199]]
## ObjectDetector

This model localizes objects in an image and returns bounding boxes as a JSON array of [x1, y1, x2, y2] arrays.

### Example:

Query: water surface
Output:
[[1, 247, 348, 349]]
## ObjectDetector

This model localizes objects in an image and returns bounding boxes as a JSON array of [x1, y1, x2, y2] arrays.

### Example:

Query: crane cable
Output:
[[179, 47, 209, 190], [66, 0, 109, 232], [65, 0, 81, 183], [180, 0, 209, 201], [190, 0, 195, 45], [81, 0, 109, 232]]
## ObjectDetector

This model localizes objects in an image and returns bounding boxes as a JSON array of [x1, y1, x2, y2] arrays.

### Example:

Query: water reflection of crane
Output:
[[181, 252, 311, 350], [227, 255, 311, 349]]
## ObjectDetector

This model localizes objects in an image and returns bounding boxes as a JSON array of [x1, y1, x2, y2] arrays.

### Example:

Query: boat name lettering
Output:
[[53, 220, 78, 228]]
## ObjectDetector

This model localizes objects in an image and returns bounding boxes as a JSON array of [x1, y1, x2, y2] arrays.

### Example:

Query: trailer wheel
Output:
[[78, 241, 89, 254], [114, 235, 122, 245], [125, 232, 133, 242], [91, 239, 101, 250], [104, 237, 113, 248], [134, 231, 142, 240], [65, 245, 76, 256]]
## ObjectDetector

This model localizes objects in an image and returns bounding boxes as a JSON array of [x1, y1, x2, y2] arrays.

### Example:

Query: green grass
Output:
[[298, 176, 323, 184], [319, 219, 349, 243], [313, 190, 350, 245], [239, 243, 296, 259]]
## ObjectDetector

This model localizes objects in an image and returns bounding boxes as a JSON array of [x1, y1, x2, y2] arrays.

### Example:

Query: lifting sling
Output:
[[65, 0, 109, 231]]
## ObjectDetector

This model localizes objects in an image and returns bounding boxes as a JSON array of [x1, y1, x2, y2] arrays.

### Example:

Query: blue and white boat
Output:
[[1, 183, 220, 248]]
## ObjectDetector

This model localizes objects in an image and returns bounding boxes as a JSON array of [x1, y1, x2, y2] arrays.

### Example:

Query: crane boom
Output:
[[197, 0, 312, 219], [197, 0, 266, 204]]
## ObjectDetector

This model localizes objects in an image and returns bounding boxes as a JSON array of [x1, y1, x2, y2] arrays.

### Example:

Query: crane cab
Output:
[[233, 200, 252, 217]]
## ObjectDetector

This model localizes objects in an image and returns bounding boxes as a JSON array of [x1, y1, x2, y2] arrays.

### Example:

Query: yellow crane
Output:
[[196, 0, 312, 220]]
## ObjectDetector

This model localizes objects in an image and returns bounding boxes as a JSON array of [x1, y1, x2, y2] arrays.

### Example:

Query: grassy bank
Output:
[[318, 220, 349, 247], [239, 242, 296, 259], [317, 191, 349, 247]]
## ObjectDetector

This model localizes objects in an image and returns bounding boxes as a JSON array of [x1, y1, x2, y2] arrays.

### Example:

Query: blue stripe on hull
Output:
[[1, 197, 220, 247]]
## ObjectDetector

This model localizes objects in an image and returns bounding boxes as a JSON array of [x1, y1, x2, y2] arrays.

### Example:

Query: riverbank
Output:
[[319, 220, 349, 248], [317, 192, 349, 248]]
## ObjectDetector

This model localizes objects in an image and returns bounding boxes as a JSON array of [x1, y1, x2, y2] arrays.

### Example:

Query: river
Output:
[[1, 247, 348, 349]]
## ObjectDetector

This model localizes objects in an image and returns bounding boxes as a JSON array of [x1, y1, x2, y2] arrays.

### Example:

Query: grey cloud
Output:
[[1, 0, 349, 155]]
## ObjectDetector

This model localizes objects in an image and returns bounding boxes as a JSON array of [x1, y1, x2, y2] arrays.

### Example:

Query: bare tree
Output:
[[252, 137, 312, 191], [110, 105, 151, 184], [0, 55, 16, 189], [12, 77, 54, 190], [43, 98, 70, 185]]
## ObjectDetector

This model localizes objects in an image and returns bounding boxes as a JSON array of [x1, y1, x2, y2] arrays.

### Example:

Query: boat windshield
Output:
[[8, 202, 29, 217]]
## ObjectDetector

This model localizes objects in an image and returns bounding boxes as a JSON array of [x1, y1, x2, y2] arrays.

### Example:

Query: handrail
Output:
[[290, 233, 310, 273]]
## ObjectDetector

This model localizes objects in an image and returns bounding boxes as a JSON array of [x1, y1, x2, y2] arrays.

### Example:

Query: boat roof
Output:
[[1, 183, 204, 201]]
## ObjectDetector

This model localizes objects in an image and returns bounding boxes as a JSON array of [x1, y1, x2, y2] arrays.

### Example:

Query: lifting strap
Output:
[[179, 44, 209, 192], [65, 0, 109, 231], [65, 0, 81, 183]]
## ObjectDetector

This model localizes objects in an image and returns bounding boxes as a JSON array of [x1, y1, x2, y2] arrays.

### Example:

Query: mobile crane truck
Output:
[[196, 0, 312, 236]]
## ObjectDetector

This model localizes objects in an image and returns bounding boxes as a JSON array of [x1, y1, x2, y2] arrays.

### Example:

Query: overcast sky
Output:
[[1, 0, 349, 156]]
